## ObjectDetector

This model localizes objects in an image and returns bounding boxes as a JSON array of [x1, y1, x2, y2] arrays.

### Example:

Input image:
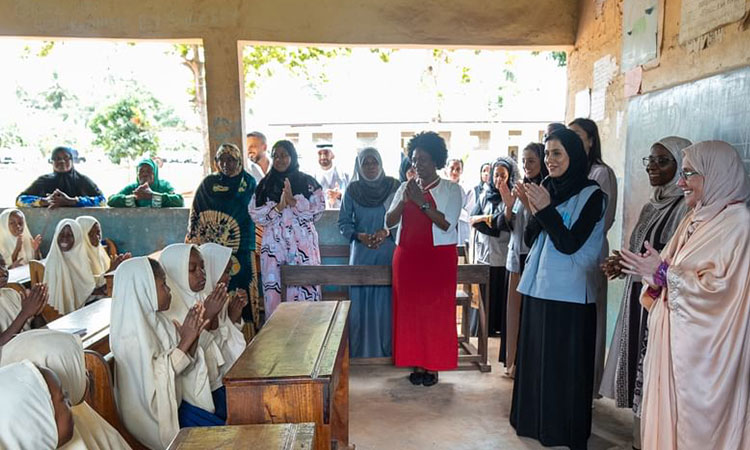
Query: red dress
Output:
[[392, 192, 458, 371]]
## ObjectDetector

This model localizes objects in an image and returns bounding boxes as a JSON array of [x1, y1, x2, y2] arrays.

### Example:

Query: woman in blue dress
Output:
[[338, 147, 400, 358]]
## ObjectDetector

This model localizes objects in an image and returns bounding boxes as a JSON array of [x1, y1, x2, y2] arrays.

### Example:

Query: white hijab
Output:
[[110, 257, 213, 450], [159, 243, 226, 391], [0, 360, 59, 449], [199, 243, 246, 372], [0, 329, 131, 450], [44, 219, 96, 315], [0, 287, 28, 336], [0, 208, 35, 266], [75, 216, 111, 285]]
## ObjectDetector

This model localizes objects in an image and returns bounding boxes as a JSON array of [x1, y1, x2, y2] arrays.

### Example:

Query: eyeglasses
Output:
[[679, 169, 701, 180], [642, 156, 674, 168], [51, 156, 72, 163]]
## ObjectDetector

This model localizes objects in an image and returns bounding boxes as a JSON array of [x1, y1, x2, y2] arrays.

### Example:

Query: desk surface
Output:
[[225, 301, 350, 382], [167, 423, 316, 450], [47, 297, 111, 350], [8, 265, 30, 285]]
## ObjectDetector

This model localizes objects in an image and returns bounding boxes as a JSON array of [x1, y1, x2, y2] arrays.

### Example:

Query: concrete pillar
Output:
[[203, 35, 245, 168]]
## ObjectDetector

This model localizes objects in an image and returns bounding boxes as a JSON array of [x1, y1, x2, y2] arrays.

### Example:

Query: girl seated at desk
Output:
[[1, 329, 131, 449], [76, 216, 130, 291], [0, 253, 48, 346], [44, 219, 96, 315], [111, 257, 222, 450], [0, 360, 74, 449], [159, 244, 232, 422], [0, 208, 42, 268]]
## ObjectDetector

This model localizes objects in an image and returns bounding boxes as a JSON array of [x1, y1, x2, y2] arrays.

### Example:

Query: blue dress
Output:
[[338, 192, 395, 358]]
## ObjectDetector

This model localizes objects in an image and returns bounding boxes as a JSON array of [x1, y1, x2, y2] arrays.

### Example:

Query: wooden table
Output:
[[224, 301, 351, 450], [48, 297, 111, 355], [167, 423, 316, 450]]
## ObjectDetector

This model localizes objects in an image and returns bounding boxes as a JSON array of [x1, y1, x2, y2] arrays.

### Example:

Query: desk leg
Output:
[[331, 339, 351, 449], [477, 283, 491, 372]]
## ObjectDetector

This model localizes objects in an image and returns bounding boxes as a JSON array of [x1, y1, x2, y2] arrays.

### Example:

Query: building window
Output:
[[469, 130, 491, 151], [508, 146, 519, 160], [285, 133, 300, 145], [400, 132, 415, 156], [508, 130, 522, 137], [356, 132, 378, 148], [312, 132, 333, 145]]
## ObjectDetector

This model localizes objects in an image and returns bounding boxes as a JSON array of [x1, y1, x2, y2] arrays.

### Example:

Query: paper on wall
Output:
[[575, 89, 591, 118], [591, 55, 618, 121], [679, 0, 746, 44]]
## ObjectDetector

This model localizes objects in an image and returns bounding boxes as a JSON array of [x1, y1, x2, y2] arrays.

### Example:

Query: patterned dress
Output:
[[249, 189, 325, 317]]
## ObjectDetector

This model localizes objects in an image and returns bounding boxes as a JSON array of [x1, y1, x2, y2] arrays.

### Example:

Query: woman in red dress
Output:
[[386, 132, 463, 386]]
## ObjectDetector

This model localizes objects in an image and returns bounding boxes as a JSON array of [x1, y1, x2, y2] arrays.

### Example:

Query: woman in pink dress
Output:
[[249, 140, 325, 319], [386, 132, 463, 387]]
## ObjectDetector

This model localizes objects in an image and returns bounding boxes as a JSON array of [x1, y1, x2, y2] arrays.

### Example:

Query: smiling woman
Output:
[[16, 146, 105, 208]]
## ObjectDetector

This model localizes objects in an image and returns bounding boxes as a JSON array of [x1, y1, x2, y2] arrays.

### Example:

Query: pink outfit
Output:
[[249, 189, 325, 317]]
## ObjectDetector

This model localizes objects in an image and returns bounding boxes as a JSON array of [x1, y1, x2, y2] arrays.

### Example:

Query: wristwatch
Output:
[[420, 202, 430, 211]]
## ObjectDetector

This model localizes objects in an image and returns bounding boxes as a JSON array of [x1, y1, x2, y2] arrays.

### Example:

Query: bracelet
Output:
[[646, 285, 662, 299], [653, 261, 669, 287]]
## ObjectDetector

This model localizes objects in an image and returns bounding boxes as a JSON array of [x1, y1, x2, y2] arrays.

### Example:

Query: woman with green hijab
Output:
[[107, 159, 184, 207]]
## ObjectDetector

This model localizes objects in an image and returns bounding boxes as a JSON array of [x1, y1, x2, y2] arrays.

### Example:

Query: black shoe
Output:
[[409, 372, 424, 385], [422, 372, 438, 387]]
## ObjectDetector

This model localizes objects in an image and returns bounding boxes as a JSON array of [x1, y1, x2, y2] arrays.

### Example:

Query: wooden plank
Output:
[[224, 302, 349, 381], [319, 245, 350, 258], [281, 265, 391, 287], [48, 298, 111, 353], [167, 423, 316, 450]]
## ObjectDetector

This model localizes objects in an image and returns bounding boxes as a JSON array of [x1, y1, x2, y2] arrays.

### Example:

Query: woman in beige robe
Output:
[[621, 140, 750, 449], [1, 329, 131, 449]]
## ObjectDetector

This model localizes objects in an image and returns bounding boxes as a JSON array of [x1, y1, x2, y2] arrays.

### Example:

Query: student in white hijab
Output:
[[0, 254, 48, 345], [0, 360, 75, 449], [75, 216, 115, 290], [1, 329, 131, 449], [110, 257, 219, 450], [44, 219, 96, 315], [0, 208, 42, 268], [199, 243, 248, 373], [157, 244, 229, 411]]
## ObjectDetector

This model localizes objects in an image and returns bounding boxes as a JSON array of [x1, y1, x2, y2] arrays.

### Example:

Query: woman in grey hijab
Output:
[[338, 147, 400, 358]]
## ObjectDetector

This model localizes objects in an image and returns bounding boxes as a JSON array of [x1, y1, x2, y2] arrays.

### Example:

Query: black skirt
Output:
[[487, 266, 508, 337], [510, 295, 597, 450]]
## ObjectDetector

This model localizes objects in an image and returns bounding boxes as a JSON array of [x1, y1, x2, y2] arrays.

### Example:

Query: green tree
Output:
[[88, 95, 161, 164]]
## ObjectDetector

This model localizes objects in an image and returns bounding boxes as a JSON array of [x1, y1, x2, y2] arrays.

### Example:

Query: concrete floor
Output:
[[349, 338, 633, 450]]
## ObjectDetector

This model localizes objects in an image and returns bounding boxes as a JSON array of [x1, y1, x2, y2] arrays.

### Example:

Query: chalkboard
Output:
[[623, 66, 750, 233]]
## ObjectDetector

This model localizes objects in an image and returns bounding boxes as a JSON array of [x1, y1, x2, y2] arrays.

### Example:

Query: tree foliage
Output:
[[88, 94, 171, 164]]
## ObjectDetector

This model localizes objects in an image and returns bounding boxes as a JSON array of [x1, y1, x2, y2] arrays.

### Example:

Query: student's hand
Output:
[[175, 303, 210, 355], [20, 284, 48, 320], [203, 282, 228, 322], [601, 250, 624, 279], [109, 253, 131, 272], [31, 235, 42, 251], [405, 179, 425, 205], [228, 289, 248, 324], [513, 181, 533, 213], [525, 183, 551, 212], [133, 183, 154, 200]]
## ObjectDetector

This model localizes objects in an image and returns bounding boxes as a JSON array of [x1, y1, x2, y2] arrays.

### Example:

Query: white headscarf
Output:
[[44, 219, 96, 315], [199, 243, 247, 372], [0, 287, 27, 336], [0, 360, 59, 449], [110, 257, 213, 450], [158, 244, 225, 390], [75, 216, 111, 286], [0, 208, 35, 266], [1, 329, 132, 450]]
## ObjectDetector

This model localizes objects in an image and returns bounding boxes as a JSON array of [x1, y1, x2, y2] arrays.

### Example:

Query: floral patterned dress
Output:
[[249, 189, 325, 317]]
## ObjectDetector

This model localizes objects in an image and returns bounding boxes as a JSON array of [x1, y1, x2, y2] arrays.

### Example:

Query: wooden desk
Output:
[[224, 301, 350, 450], [167, 423, 316, 450], [8, 264, 30, 285], [48, 297, 111, 355]]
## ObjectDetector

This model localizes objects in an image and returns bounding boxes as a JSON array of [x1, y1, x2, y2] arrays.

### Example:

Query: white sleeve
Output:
[[385, 182, 407, 229], [440, 184, 463, 231]]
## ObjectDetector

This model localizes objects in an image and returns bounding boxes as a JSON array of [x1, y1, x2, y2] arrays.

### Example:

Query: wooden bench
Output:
[[47, 297, 112, 354], [224, 301, 351, 450], [84, 350, 148, 450], [167, 423, 316, 449], [280, 263, 491, 372]]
